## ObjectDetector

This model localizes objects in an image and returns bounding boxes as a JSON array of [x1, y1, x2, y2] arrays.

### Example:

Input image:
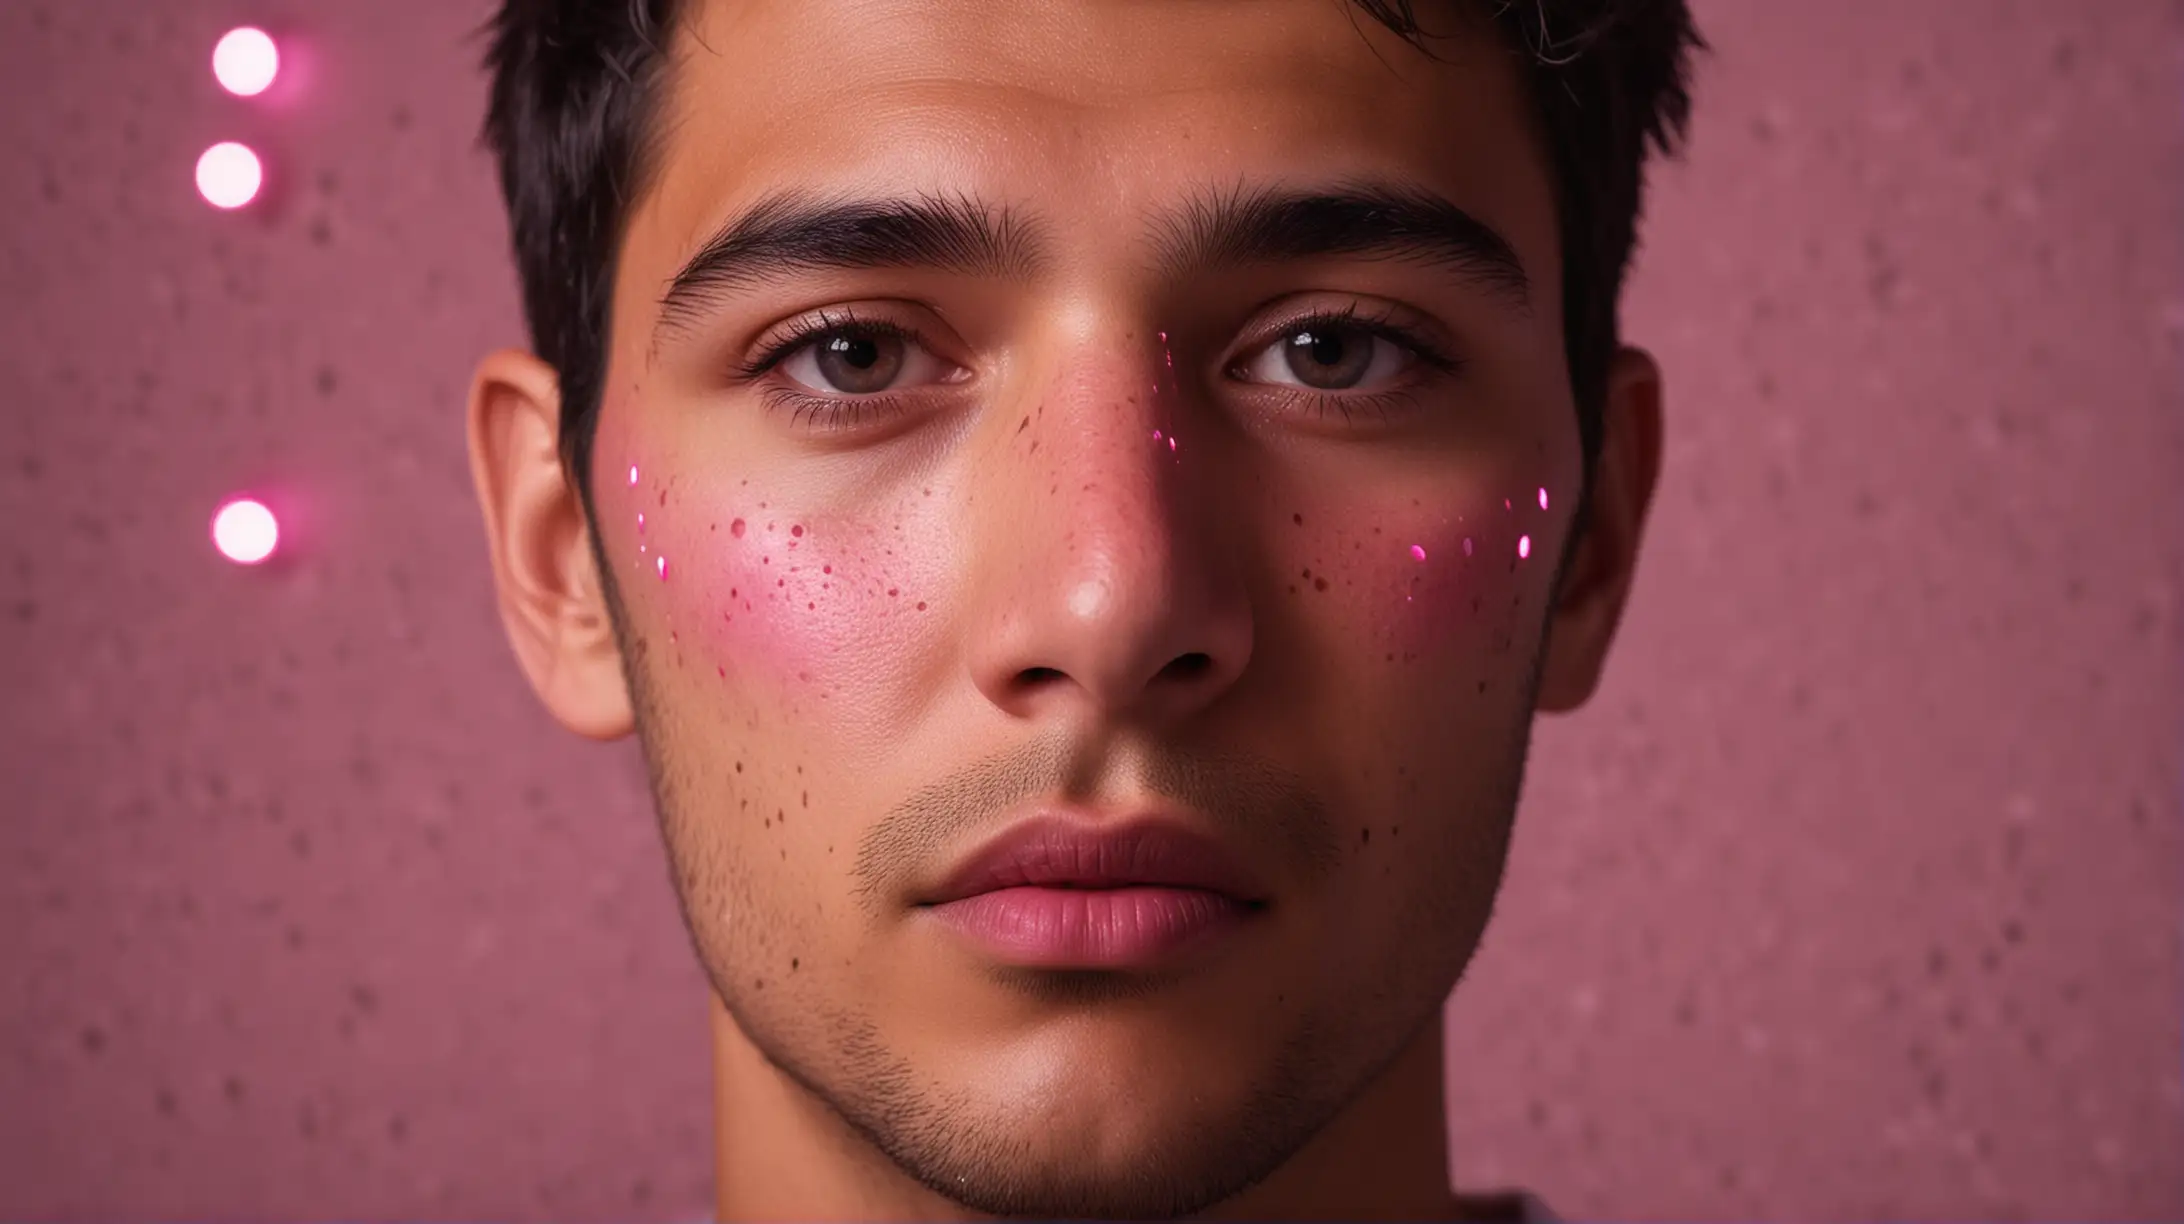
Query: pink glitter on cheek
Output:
[[657, 555, 669, 579], [1518, 535, 1531, 559], [628, 464, 639, 487], [1410, 544, 1427, 561], [1539, 487, 1550, 510]]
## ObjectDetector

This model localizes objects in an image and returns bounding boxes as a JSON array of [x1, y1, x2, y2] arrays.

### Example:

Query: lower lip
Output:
[[928, 886, 1258, 968]]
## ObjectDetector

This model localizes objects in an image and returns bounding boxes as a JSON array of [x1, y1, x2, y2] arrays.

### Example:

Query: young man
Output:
[[466, 0, 1701, 1218]]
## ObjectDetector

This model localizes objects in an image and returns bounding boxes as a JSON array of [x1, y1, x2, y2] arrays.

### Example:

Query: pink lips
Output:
[[920, 815, 1269, 969]]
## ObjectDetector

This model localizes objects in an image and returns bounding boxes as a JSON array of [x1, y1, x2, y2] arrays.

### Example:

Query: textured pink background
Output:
[[2, 2, 2178, 1220]]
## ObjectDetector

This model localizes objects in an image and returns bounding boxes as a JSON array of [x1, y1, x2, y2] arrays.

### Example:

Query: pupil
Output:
[[1284, 326, 1371, 390], [835, 336, 878, 369], [814, 330, 902, 393]]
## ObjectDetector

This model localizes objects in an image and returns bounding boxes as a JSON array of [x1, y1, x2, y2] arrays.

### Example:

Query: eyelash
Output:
[[733, 304, 1464, 432]]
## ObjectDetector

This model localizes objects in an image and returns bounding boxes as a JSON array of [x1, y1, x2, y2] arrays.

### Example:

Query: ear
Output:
[[1534, 345, 1665, 713], [465, 348, 635, 741]]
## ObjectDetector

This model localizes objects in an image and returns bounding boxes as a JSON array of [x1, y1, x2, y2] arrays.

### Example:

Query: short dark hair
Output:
[[480, 0, 1704, 518]]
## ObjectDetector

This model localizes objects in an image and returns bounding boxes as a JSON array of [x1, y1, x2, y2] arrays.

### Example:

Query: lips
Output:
[[919, 814, 1269, 906], [916, 813, 1272, 968]]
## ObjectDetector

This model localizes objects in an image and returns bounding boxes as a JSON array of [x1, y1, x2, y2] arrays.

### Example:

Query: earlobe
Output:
[[466, 349, 636, 742], [1533, 345, 1664, 714]]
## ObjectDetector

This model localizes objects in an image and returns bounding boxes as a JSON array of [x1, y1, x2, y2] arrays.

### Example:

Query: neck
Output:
[[710, 995, 1466, 1222]]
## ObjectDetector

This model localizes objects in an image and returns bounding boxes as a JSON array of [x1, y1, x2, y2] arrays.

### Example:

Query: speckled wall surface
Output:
[[1, 2, 2176, 1220]]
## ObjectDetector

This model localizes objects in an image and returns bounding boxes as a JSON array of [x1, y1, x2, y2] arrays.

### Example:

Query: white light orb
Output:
[[213, 27, 280, 96], [212, 498, 279, 564], [195, 142, 263, 209]]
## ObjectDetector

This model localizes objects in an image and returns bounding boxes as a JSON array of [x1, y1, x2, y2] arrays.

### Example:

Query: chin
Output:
[[920, 1007, 1321, 1182]]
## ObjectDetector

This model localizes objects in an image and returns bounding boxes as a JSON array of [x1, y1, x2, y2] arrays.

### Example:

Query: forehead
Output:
[[626, 0, 1554, 299]]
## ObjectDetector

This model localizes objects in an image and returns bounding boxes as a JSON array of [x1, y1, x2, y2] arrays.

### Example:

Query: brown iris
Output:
[[814, 332, 903, 393], [1282, 326, 1374, 389]]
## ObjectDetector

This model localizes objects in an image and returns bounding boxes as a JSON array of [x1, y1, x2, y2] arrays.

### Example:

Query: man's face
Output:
[[497, 0, 1648, 1215]]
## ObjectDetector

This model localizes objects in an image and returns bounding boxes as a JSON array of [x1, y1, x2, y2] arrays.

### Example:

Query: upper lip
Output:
[[920, 811, 1269, 905]]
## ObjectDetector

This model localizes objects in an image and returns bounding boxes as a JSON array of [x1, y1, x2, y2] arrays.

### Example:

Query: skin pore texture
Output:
[[466, 0, 1663, 1219]]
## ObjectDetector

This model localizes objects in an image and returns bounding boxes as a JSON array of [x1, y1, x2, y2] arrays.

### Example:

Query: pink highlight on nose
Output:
[[636, 512, 645, 533], [628, 464, 639, 486], [1410, 544, 1427, 561], [1538, 487, 1550, 510], [657, 555, 669, 579], [1518, 535, 1531, 559]]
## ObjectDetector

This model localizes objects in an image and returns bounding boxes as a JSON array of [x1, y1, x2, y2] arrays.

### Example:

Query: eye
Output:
[[774, 323, 956, 396], [1235, 320, 1416, 392]]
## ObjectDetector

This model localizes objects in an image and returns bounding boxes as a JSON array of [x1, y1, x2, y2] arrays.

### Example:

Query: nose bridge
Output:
[[1040, 350, 1177, 581], [964, 335, 1250, 723]]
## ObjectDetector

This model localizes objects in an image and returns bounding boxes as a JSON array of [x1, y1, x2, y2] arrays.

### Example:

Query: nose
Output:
[[963, 350, 1253, 729]]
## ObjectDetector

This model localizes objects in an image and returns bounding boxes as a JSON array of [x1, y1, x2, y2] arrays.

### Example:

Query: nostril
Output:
[[1017, 666, 1067, 689], [1160, 653, 1213, 682]]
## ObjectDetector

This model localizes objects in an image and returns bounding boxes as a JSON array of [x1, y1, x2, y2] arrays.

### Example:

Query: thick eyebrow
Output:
[[653, 189, 1043, 343], [1153, 180, 1533, 313]]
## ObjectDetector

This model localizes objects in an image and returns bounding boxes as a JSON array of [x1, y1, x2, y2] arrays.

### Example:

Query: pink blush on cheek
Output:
[[666, 511, 939, 698]]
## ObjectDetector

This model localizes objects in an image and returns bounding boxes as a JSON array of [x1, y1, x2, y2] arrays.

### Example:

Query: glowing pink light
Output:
[[195, 142, 262, 209], [1410, 544, 1427, 561], [1539, 487, 1549, 510], [212, 27, 279, 96], [628, 464, 639, 486], [211, 497, 278, 564], [1518, 535, 1532, 559]]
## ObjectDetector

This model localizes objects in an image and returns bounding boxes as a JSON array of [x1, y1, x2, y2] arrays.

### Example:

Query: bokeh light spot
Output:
[[212, 498, 278, 564], [195, 142, 262, 209], [212, 27, 279, 96]]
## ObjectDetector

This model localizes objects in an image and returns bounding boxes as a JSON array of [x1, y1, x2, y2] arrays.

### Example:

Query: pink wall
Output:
[[1, 2, 2177, 1219]]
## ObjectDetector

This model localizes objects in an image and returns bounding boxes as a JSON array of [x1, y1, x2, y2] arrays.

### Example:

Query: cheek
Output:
[[622, 477, 949, 700], [1294, 484, 1561, 667]]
